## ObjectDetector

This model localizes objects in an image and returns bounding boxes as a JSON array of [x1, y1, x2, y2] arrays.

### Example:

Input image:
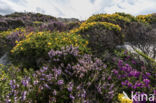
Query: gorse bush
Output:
[[71, 22, 123, 56], [115, 12, 138, 22], [136, 14, 153, 24], [10, 31, 89, 69], [86, 13, 131, 23], [71, 21, 121, 33], [85, 13, 133, 29]]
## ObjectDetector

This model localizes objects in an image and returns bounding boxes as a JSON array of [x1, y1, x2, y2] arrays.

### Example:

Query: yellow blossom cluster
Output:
[[136, 14, 152, 23], [11, 31, 89, 55], [118, 93, 133, 103], [0, 28, 26, 39], [70, 22, 121, 34], [86, 13, 131, 23]]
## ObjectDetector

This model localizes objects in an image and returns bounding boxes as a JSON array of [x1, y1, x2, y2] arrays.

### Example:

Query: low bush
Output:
[[66, 22, 81, 31], [70, 22, 123, 56], [39, 21, 66, 32], [10, 31, 89, 69]]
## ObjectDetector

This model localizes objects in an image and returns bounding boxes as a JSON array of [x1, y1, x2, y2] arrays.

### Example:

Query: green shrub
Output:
[[70, 22, 123, 56], [10, 31, 89, 69]]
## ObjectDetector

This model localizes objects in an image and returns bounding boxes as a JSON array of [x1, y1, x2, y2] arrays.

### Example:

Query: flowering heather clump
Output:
[[1, 46, 119, 103], [105, 49, 156, 98]]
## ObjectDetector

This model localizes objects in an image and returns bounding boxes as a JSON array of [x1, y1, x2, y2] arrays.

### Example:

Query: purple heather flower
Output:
[[57, 80, 64, 85], [131, 60, 136, 64], [97, 86, 102, 94], [134, 82, 144, 88], [118, 60, 123, 67], [145, 72, 151, 77], [56, 69, 62, 75], [108, 76, 111, 80], [127, 82, 132, 88], [77, 85, 81, 90], [81, 90, 86, 98], [121, 81, 126, 86], [43, 66, 48, 71], [40, 78, 45, 81], [22, 91, 27, 101], [53, 90, 57, 95], [70, 94, 75, 100], [9, 80, 16, 89], [143, 79, 150, 86], [112, 69, 118, 74], [40, 68, 45, 73], [44, 84, 50, 89], [22, 79, 29, 87], [33, 80, 39, 85], [124, 51, 128, 54], [129, 70, 140, 77], [67, 82, 73, 92]]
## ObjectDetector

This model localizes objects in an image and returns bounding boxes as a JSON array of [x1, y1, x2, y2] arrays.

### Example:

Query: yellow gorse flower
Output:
[[118, 93, 132, 103], [86, 13, 131, 23], [70, 21, 121, 34], [136, 14, 152, 23], [48, 42, 52, 46]]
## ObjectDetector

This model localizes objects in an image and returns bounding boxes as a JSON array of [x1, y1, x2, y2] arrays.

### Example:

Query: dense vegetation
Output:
[[0, 12, 156, 103]]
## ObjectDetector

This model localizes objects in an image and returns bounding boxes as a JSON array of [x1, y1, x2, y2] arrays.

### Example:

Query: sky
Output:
[[0, 0, 156, 20]]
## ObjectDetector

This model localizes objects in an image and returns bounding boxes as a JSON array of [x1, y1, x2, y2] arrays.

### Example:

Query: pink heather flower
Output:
[[143, 79, 150, 86], [57, 80, 64, 85]]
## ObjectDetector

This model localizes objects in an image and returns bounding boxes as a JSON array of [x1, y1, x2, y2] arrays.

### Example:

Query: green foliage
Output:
[[10, 31, 89, 69]]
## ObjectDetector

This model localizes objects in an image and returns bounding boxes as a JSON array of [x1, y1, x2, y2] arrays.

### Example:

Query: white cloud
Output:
[[0, 0, 155, 20]]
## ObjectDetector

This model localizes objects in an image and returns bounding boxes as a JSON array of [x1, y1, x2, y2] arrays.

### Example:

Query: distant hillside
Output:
[[0, 12, 80, 31]]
